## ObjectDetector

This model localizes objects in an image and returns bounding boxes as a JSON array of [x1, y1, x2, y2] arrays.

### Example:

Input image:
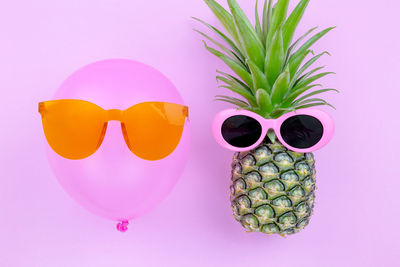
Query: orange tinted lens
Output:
[[39, 100, 107, 160], [122, 102, 187, 161]]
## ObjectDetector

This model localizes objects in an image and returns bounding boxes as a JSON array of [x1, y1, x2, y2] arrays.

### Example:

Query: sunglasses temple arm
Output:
[[183, 106, 189, 122]]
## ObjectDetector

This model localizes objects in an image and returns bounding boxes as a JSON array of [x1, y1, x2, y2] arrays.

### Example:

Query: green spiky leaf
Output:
[[289, 49, 313, 77], [192, 17, 245, 60], [217, 70, 252, 92], [295, 102, 334, 109], [217, 76, 254, 103], [215, 98, 245, 107], [288, 27, 335, 73], [294, 98, 336, 109], [290, 51, 330, 87], [247, 58, 270, 93], [295, 97, 329, 105], [283, 27, 317, 66], [204, 42, 253, 87], [228, 0, 265, 70], [218, 85, 257, 106], [292, 27, 335, 57], [265, 26, 285, 85], [295, 103, 336, 110], [282, 84, 322, 106], [256, 89, 274, 116], [271, 65, 290, 105], [293, 66, 326, 87], [215, 95, 250, 107], [195, 29, 246, 68], [262, 0, 273, 42], [203, 0, 242, 49], [255, 0, 263, 41], [293, 71, 334, 91], [216, 75, 247, 90], [293, 88, 339, 103], [282, 0, 310, 51], [266, 0, 290, 48], [269, 107, 295, 118]]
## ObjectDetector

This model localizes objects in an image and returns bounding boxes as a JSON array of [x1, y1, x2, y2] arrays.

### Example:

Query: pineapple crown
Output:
[[194, 0, 338, 119]]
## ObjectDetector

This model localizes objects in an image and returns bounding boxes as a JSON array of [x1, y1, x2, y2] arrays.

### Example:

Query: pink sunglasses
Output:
[[212, 108, 334, 153]]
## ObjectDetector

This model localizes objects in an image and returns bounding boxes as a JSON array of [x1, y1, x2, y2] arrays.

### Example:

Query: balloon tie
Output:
[[116, 220, 129, 232]]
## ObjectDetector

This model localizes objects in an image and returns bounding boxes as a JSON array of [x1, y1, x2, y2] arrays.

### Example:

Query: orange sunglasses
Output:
[[38, 99, 189, 161]]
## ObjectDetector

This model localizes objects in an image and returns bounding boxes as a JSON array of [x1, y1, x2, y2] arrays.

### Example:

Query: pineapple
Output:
[[195, 0, 337, 235]]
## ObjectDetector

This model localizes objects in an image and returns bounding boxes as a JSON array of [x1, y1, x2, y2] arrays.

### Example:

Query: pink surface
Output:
[[0, 0, 399, 266], [47, 59, 190, 226]]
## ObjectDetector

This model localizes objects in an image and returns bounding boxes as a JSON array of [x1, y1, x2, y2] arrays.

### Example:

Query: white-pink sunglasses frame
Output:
[[212, 108, 334, 153]]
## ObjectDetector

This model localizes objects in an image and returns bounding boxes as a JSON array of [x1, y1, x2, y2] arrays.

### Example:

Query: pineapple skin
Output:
[[230, 140, 316, 235]]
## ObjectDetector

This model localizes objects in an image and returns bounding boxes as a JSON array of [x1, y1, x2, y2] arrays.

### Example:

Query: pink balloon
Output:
[[45, 59, 190, 231]]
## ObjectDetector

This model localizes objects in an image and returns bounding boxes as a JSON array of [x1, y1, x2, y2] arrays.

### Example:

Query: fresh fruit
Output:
[[231, 141, 316, 235], [195, 0, 336, 235]]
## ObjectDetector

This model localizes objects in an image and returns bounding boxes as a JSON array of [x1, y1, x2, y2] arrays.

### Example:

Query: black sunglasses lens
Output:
[[280, 115, 323, 149], [221, 115, 262, 148]]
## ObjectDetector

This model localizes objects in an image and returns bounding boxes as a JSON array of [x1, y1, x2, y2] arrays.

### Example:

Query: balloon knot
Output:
[[116, 220, 129, 232]]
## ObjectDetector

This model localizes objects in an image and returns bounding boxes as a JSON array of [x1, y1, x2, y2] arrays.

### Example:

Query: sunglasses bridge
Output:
[[107, 109, 124, 121], [259, 119, 277, 131]]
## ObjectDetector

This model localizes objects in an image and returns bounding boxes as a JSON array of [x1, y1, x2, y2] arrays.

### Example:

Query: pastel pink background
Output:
[[0, 0, 399, 266]]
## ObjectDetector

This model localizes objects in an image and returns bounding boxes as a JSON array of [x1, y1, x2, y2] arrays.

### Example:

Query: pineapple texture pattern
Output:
[[230, 140, 316, 235]]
